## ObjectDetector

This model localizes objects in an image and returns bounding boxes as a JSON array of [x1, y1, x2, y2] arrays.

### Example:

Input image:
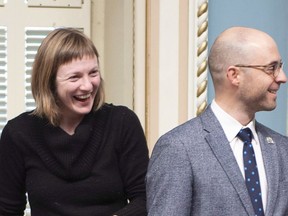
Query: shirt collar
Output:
[[211, 100, 256, 142]]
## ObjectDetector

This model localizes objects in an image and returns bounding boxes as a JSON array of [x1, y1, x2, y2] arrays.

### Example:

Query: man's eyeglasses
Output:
[[234, 60, 283, 78]]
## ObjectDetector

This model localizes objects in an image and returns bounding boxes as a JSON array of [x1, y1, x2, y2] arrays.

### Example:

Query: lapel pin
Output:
[[266, 137, 274, 144]]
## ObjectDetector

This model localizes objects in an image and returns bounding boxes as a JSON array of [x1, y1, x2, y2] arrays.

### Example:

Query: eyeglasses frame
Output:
[[234, 60, 283, 78]]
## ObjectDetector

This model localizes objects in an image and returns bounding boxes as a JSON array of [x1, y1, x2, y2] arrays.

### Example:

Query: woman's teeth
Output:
[[75, 94, 90, 99]]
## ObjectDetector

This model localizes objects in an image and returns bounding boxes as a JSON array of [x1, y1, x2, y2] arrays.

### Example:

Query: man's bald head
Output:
[[208, 27, 277, 83]]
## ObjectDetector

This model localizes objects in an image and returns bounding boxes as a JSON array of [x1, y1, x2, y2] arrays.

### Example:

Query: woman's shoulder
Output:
[[98, 103, 141, 124], [8, 111, 39, 123], [4, 111, 46, 132], [100, 103, 135, 116], [102, 103, 131, 111]]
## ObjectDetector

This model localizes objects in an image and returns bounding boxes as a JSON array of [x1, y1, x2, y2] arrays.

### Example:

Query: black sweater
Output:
[[0, 104, 149, 216]]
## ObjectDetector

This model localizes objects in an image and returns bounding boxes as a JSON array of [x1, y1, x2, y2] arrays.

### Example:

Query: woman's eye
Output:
[[90, 70, 99, 76], [69, 76, 79, 81]]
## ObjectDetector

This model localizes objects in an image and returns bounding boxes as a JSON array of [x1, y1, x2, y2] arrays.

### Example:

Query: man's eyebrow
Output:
[[268, 60, 282, 65]]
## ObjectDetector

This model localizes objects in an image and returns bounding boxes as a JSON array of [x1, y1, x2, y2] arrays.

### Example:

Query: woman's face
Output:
[[56, 55, 101, 121]]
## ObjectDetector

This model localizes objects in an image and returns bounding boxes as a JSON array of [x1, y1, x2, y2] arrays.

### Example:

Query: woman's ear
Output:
[[227, 66, 240, 86]]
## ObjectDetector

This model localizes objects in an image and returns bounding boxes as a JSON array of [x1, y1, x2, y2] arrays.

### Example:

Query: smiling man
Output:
[[146, 26, 288, 216]]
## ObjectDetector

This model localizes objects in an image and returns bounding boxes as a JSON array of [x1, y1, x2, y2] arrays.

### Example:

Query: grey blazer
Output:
[[146, 106, 288, 216]]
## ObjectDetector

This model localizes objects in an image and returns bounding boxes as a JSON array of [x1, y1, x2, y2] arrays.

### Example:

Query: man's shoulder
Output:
[[160, 107, 216, 139], [256, 121, 286, 137], [154, 116, 204, 151]]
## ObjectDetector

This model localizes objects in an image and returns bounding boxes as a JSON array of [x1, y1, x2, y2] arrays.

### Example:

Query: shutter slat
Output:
[[25, 27, 54, 111], [0, 26, 7, 134]]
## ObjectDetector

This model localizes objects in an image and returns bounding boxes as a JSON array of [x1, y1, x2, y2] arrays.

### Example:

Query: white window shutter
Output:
[[0, 1, 91, 215], [25, 28, 54, 111], [0, 27, 7, 134], [0, 1, 91, 131]]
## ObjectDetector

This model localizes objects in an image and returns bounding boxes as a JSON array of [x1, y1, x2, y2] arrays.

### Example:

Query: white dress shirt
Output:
[[211, 100, 268, 212]]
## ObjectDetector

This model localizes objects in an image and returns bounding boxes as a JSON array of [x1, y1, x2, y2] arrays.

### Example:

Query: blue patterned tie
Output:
[[237, 128, 264, 216]]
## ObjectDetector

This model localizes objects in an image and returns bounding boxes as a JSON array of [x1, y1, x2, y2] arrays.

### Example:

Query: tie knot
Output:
[[237, 128, 253, 143]]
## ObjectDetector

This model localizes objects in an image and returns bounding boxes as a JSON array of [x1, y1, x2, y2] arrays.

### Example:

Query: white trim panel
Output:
[[158, 0, 179, 136], [26, 0, 82, 8]]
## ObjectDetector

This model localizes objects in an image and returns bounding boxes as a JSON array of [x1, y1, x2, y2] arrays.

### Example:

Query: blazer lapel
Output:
[[256, 124, 280, 216], [201, 107, 255, 216]]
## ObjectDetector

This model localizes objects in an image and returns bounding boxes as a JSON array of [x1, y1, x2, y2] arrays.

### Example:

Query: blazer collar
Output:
[[200, 106, 257, 216], [256, 125, 279, 216], [200, 106, 280, 216]]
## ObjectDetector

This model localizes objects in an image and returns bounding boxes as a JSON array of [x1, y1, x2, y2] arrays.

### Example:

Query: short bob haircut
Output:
[[31, 28, 105, 126]]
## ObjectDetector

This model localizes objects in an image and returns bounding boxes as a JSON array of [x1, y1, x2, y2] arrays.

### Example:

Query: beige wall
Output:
[[146, 0, 190, 152], [91, 0, 209, 154], [92, 0, 134, 109], [91, 0, 146, 133]]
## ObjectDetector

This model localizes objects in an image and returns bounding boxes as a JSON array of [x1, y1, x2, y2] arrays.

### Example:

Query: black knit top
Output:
[[0, 104, 149, 216]]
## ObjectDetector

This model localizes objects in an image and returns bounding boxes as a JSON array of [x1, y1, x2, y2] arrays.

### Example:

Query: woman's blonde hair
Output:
[[31, 28, 105, 126]]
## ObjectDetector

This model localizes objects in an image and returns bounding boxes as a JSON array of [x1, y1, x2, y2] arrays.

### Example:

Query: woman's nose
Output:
[[80, 77, 93, 90]]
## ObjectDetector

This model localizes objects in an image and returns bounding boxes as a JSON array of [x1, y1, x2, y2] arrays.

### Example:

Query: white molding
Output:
[[158, 0, 180, 136], [133, 0, 146, 129]]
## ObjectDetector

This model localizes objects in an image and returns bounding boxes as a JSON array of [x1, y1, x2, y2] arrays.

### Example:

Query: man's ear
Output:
[[227, 66, 240, 86]]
